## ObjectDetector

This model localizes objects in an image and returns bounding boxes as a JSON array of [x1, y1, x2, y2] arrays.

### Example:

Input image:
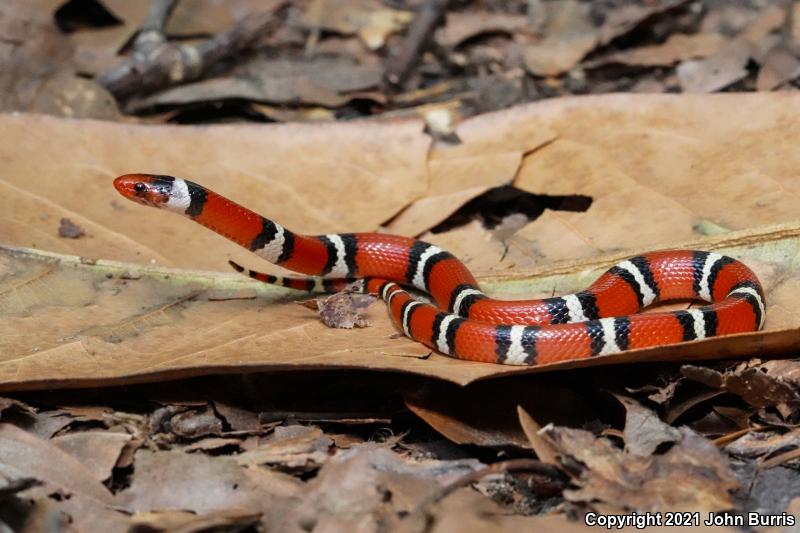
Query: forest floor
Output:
[[1, 0, 800, 531]]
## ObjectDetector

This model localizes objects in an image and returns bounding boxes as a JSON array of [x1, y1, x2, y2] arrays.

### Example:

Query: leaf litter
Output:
[[3, 0, 800, 530]]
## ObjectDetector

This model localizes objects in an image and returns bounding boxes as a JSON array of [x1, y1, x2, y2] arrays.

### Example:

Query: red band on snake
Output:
[[113, 174, 766, 366]]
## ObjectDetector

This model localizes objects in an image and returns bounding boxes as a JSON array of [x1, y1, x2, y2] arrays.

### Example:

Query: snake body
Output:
[[113, 174, 766, 366]]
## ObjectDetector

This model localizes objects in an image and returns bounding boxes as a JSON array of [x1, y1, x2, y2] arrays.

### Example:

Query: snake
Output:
[[113, 174, 766, 366]]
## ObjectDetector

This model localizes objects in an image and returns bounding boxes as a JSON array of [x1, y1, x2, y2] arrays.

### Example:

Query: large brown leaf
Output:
[[0, 113, 429, 270], [1, 224, 798, 390], [1, 94, 800, 390]]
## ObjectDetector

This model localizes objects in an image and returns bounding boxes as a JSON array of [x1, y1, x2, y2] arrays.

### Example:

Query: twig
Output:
[[759, 446, 800, 470], [98, 8, 283, 100], [406, 458, 565, 520], [384, 0, 450, 87], [133, 0, 178, 57], [712, 425, 769, 447]]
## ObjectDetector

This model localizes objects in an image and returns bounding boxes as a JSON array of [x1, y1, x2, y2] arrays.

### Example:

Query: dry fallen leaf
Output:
[[0, 0, 75, 112], [57, 217, 86, 239], [132, 57, 385, 110], [2, 222, 800, 390], [676, 40, 752, 93], [130, 509, 261, 533], [517, 406, 560, 465], [301, 0, 412, 50], [1, 95, 800, 392], [0, 397, 36, 419], [313, 291, 376, 329], [523, 0, 691, 76], [0, 112, 429, 270], [411, 486, 593, 533], [51, 431, 131, 482], [165, 0, 285, 37], [167, 405, 225, 439], [541, 425, 740, 513], [592, 32, 727, 68], [681, 360, 800, 413], [757, 45, 800, 91], [725, 428, 800, 458], [117, 448, 302, 514], [611, 394, 681, 457], [523, 0, 597, 77], [290, 444, 482, 531], [235, 425, 332, 469], [675, 5, 789, 93], [0, 423, 113, 504], [508, 94, 800, 263], [437, 12, 530, 48]]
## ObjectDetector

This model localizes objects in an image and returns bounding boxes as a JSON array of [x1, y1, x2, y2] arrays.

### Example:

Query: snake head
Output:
[[114, 174, 177, 208]]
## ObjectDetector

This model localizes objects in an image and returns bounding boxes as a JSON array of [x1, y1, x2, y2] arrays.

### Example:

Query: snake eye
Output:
[[133, 182, 146, 193]]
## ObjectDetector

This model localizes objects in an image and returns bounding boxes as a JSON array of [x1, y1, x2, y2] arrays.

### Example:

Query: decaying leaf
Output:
[[51, 431, 132, 482], [611, 394, 681, 457], [756, 45, 800, 91], [130, 509, 261, 533], [168, 406, 225, 439], [524, 0, 692, 76], [523, 0, 597, 77], [592, 33, 727, 68], [235, 425, 333, 470], [165, 0, 286, 37], [517, 406, 559, 465], [314, 290, 376, 329], [0, 423, 113, 504], [676, 40, 752, 93], [301, 0, 412, 50], [665, 390, 725, 424], [681, 360, 800, 415], [689, 410, 743, 437], [213, 401, 262, 432], [117, 448, 303, 514], [725, 428, 800, 458], [675, 4, 789, 93], [132, 57, 384, 110], [32, 75, 120, 120], [0, 0, 75, 112], [0, 489, 132, 532], [405, 484, 590, 533], [597, 0, 693, 45], [541, 425, 739, 512], [183, 436, 245, 453], [437, 12, 530, 48], [57, 217, 86, 239], [291, 444, 482, 531], [0, 397, 36, 419]]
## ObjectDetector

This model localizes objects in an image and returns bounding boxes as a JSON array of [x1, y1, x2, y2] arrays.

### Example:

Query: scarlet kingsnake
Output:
[[114, 174, 766, 366]]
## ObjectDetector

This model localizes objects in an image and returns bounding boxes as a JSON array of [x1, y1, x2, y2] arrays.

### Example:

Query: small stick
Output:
[[759, 446, 800, 470], [98, 8, 282, 100], [133, 0, 178, 57], [384, 0, 450, 87]]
